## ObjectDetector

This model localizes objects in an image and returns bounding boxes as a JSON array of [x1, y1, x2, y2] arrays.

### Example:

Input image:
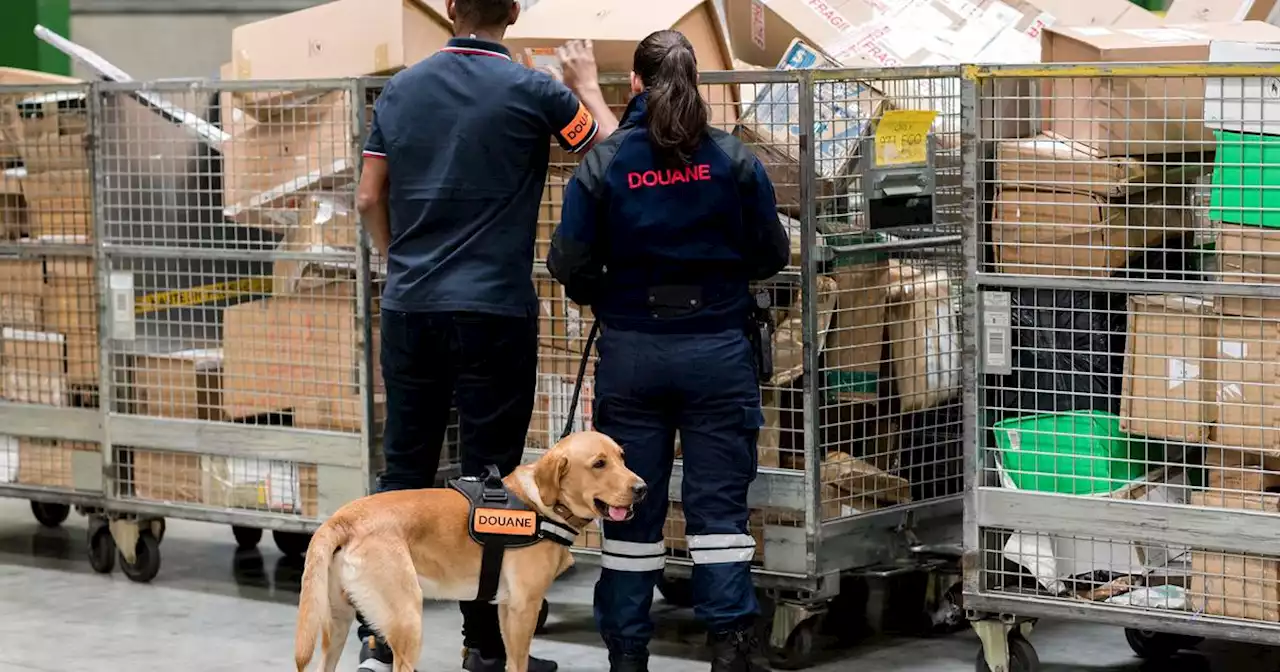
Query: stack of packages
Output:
[[989, 20, 1280, 603], [0, 67, 100, 490]]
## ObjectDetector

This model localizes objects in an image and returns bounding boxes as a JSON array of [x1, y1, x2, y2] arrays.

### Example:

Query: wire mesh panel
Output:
[[0, 82, 105, 501], [92, 79, 374, 526], [966, 62, 1280, 645]]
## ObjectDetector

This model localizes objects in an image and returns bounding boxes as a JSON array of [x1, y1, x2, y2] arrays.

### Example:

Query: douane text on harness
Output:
[[627, 164, 712, 189], [473, 508, 538, 536]]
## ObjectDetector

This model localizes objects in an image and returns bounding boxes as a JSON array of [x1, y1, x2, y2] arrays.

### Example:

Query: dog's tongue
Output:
[[607, 506, 629, 522]]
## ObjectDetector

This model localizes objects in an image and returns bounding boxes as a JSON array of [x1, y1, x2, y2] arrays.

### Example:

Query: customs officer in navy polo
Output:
[[353, 0, 618, 669], [547, 28, 790, 672]]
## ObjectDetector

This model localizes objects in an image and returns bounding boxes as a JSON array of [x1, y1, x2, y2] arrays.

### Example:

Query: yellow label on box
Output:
[[874, 110, 938, 167]]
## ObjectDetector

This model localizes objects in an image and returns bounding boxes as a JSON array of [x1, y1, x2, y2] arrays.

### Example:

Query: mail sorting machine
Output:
[[525, 68, 970, 670]]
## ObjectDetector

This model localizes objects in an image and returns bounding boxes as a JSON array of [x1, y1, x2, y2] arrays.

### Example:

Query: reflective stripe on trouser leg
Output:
[[601, 538, 667, 572], [687, 533, 756, 565]]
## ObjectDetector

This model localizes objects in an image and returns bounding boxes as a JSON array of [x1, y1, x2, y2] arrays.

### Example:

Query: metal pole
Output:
[[353, 78, 377, 497], [797, 69, 822, 578], [959, 71, 982, 598]]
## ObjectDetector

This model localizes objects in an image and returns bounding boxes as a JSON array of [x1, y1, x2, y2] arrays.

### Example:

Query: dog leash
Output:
[[559, 321, 600, 441]]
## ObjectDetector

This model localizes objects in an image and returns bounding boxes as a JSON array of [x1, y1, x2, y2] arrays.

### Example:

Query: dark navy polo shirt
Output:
[[363, 37, 598, 316]]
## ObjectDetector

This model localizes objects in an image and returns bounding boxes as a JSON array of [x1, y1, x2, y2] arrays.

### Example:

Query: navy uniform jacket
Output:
[[547, 93, 789, 334]]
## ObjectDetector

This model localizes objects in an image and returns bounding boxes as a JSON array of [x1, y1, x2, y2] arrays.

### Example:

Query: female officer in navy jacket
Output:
[[547, 29, 789, 672]]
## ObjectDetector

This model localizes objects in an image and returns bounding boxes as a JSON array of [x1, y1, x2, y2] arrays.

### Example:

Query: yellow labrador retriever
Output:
[[294, 431, 645, 672]]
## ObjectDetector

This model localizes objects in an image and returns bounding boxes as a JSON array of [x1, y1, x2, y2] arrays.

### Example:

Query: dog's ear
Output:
[[534, 451, 568, 508]]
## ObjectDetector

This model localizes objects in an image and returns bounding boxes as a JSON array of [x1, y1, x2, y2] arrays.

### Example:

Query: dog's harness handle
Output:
[[560, 321, 601, 441]]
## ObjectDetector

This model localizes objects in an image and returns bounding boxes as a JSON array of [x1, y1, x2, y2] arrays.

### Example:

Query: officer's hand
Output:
[[557, 39, 600, 93]]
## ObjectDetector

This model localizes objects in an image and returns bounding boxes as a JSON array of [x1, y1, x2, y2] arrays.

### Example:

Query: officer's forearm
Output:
[[574, 83, 619, 143], [358, 199, 391, 258]]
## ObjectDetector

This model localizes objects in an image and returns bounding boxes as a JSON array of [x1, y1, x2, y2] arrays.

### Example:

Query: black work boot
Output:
[[461, 648, 558, 672], [608, 650, 650, 672], [357, 636, 401, 672], [709, 629, 770, 672]]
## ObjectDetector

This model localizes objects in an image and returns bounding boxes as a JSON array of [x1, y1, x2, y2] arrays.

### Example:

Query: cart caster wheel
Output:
[[1124, 628, 1203, 660], [232, 525, 263, 549], [87, 523, 116, 575], [656, 575, 695, 608], [153, 518, 166, 544], [535, 599, 550, 634], [975, 634, 1039, 672], [767, 617, 818, 671], [119, 531, 161, 584], [30, 501, 70, 527], [273, 530, 313, 558]]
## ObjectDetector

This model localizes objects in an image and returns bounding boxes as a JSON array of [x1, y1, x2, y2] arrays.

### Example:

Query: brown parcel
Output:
[[21, 169, 92, 240], [0, 167, 26, 239], [131, 349, 224, 421], [722, 0, 875, 68], [1202, 443, 1280, 493], [13, 90, 90, 175], [886, 261, 960, 414], [222, 282, 382, 419], [1218, 224, 1280, 319], [1165, 0, 1280, 23], [990, 187, 1191, 278], [0, 328, 66, 406], [0, 257, 42, 333], [506, 0, 738, 128], [221, 91, 354, 225], [0, 67, 81, 162], [15, 438, 99, 490], [822, 258, 888, 402], [231, 0, 451, 83], [1041, 22, 1280, 157], [995, 133, 1206, 197], [1216, 317, 1280, 451], [43, 275, 99, 387], [1189, 489, 1280, 623], [1120, 296, 1218, 444]]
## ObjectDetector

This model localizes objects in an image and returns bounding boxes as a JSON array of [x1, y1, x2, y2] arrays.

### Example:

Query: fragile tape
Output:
[[134, 276, 273, 316]]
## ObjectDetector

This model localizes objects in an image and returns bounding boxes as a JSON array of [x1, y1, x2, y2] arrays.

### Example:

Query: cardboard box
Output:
[[1189, 490, 1280, 623], [1204, 443, 1280, 492], [21, 169, 92, 239], [1216, 316, 1280, 450], [13, 438, 97, 489], [1167, 0, 1280, 23], [0, 328, 66, 406], [536, 277, 593, 356], [130, 449, 204, 504], [129, 448, 320, 517], [885, 261, 960, 414], [43, 277, 98, 386], [736, 40, 887, 214], [222, 282, 381, 418], [0, 68, 82, 162], [1120, 296, 1218, 443], [822, 258, 888, 401], [1205, 40, 1280, 138], [995, 133, 1205, 197], [0, 258, 44, 296], [1218, 224, 1280, 319], [507, 0, 738, 128], [14, 90, 90, 174], [1041, 22, 1280, 157], [231, 0, 452, 82], [724, 0, 877, 68], [0, 295, 41, 332], [221, 92, 354, 223], [131, 349, 224, 421], [0, 167, 27, 239], [294, 393, 387, 433], [991, 186, 1192, 277]]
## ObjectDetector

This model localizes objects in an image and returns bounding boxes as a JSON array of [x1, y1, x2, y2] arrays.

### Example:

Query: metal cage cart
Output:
[[526, 66, 969, 669], [963, 61, 1280, 672]]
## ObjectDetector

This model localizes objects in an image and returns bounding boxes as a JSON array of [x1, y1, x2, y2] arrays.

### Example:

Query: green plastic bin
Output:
[[1209, 130, 1280, 228], [993, 411, 1160, 495]]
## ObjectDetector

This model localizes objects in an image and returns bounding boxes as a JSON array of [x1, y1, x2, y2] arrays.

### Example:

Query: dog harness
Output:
[[449, 465, 580, 603]]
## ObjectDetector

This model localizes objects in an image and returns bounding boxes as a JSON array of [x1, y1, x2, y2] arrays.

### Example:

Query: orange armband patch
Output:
[[560, 102, 595, 149]]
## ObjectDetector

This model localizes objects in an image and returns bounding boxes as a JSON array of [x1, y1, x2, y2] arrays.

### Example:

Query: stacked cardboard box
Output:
[[0, 435, 99, 490], [129, 447, 319, 518]]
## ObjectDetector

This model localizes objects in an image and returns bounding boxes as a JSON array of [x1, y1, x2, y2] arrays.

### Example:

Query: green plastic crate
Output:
[[1209, 130, 1280, 228], [993, 411, 1160, 495]]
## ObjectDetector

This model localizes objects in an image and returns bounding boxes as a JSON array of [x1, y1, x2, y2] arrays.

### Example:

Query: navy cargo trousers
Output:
[[591, 326, 764, 655]]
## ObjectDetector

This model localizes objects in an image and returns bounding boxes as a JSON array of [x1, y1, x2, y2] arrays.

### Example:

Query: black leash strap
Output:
[[559, 321, 601, 441]]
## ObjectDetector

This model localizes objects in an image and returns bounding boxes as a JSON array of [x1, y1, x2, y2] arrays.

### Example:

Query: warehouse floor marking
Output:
[[134, 277, 273, 315]]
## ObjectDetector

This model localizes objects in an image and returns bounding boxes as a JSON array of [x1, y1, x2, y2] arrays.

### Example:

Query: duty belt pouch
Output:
[[749, 289, 774, 384], [647, 285, 703, 318], [450, 465, 547, 603]]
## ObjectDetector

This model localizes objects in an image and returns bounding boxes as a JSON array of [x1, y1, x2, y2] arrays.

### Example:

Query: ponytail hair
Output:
[[632, 30, 708, 165]]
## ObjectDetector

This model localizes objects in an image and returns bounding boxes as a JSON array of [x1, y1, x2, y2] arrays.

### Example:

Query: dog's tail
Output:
[[294, 521, 347, 672]]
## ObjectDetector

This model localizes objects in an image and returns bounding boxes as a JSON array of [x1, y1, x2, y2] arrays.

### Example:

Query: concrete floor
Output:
[[0, 497, 1276, 672]]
